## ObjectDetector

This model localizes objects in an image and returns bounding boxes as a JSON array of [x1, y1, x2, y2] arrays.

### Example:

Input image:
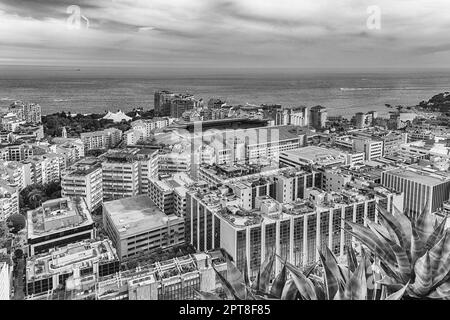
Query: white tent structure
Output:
[[102, 110, 132, 123]]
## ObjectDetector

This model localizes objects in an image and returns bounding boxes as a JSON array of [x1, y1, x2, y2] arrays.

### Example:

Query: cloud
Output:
[[0, 0, 449, 69]]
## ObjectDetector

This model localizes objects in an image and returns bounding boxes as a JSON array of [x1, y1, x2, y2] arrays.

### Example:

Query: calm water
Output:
[[0, 68, 449, 117]]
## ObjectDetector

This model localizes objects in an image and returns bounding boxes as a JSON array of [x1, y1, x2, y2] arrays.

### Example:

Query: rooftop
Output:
[[26, 239, 118, 281], [282, 146, 346, 166], [27, 197, 93, 239], [103, 195, 183, 237], [385, 165, 450, 186]]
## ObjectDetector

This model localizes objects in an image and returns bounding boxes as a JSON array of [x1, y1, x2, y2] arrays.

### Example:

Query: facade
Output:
[[0, 181, 19, 221], [186, 183, 402, 276], [9, 101, 42, 124], [27, 197, 94, 256], [96, 252, 226, 300], [0, 161, 27, 191], [61, 158, 103, 212], [274, 107, 308, 127], [101, 151, 140, 201], [170, 96, 199, 118], [80, 128, 123, 152], [353, 138, 384, 161], [154, 90, 176, 116], [102, 195, 185, 260], [148, 173, 194, 216], [309, 105, 327, 130], [381, 165, 450, 217], [0, 262, 10, 300], [101, 149, 158, 201], [25, 240, 120, 297]]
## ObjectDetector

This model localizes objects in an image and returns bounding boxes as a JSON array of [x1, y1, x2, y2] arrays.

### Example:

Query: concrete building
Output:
[[381, 165, 450, 218], [309, 106, 327, 130], [102, 195, 185, 260], [80, 128, 123, 152], [274, 107, 308, 127], [0, 161, 27, 191], [101, 151, 140, 201], [27, 197, 94, 256], [354, 137, 384, 161], [170, 95, 199, 118], [101, 149, 159, 201], [61, 158, 103, 212], [154, 90, 177, 116], [0, 262, 10, 300], [186, 183, 402, 276], [280, 146, 347, 168], [96, 251, 227, 300], [0, 181, 19, 222], [25, 239, 120, 297], [148, 173, 194, 217], [9, 101, 42, 124]]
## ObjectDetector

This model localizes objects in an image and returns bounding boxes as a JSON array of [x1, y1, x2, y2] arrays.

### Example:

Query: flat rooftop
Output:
[[103, 195, 182, 237], [385, 166, 450, 186], [27, 197, 93, 239], [282, 146, 346, 165], [26, 240, 118, 281]]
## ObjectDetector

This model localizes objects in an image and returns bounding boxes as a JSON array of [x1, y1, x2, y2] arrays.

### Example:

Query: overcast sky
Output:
[[1, 0, 450, 71]]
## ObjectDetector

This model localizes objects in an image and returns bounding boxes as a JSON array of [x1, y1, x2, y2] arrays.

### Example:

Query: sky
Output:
[[1, 0, 450, 73]]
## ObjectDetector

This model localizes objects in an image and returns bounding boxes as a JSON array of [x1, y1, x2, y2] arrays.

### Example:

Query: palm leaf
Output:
[[212, 265, 240, 300], [345, 245, 358, 273], [318, 249, 342, 299], [427, 280, 450, 299], [431, 231, 450, 286], [343, 222, 396, 266], [428, 230, 449, 284], [269, 263, 287, 299], [344, 250, 367, 300], [411, 224, 426, 265], [193, 289, 222, 300], [410, 251, 433, 296], [281, 259, 317, 300], [384, 281, 410, 300], [251, 270, 261, 291], [425, 217, 447, 251], [281, 278, 298, 300], [259, 252, 275, 293], [224, 254, 247, 299], [377, 205, 409, 250], [414, 199, 434, 244]]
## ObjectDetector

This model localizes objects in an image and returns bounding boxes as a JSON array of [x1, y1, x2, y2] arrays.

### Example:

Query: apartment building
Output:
[[80, 128, 122, 152], [0, 181, 19, 221], [61, 158, 103, 212], [148, 173, 194, 216], [0, 161, 26, 191], [9, 101, 42, 124]]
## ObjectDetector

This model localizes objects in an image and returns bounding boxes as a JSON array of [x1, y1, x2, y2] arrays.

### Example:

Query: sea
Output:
[[0, 66, 449, 117]]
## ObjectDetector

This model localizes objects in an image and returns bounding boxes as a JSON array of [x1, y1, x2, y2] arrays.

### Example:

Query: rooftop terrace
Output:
[[27, 197, 93, 239]]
